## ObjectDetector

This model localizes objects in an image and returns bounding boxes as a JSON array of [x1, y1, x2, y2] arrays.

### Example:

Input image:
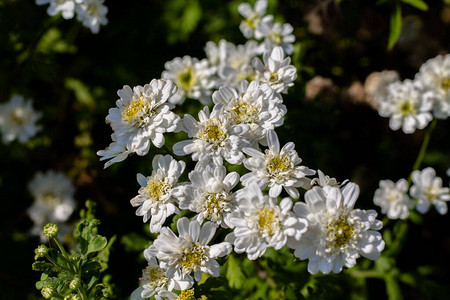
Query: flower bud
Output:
[[41, 286, 53, 299], [69, 277, 81, 290], [43, 223, 60, 239], [34, 245, 49, 260]]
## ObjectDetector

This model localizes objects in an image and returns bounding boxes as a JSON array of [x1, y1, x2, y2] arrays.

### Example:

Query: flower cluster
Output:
[[377, 54, 450, 134], [0, 94, 42, 144], [374, 167, 450, 219], [36, 0, 108, 34]]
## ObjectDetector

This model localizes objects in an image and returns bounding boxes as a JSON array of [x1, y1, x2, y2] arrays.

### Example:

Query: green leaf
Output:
[[400, 0, 428, 10], [87, 236, 108, 255], [225, 254, 245, 289], [385, 274, 403, 300], [388, 1, 402, 50], [65, 78, 95, 108]]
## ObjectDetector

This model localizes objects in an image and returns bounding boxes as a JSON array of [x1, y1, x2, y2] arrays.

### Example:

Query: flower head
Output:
[[255, 17, 295, 55], [410, 167, 450, 215], [373, 179, 414, 219], [288, 183, 385, 274], [75, 0, 108, 34], [36, 0, 76, 19]]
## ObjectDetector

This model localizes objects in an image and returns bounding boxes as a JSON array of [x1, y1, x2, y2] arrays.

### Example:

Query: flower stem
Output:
[[407, 119, 437, 185]]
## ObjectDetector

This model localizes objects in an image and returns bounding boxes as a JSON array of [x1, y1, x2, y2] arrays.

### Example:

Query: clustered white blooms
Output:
[[27, 170, 76, 241], [374, 167, 450, 219], [92, 1, 388, 298], [36, 0, 108, 34], [0, 94, 42, 144], [377, 53, 450, 134]]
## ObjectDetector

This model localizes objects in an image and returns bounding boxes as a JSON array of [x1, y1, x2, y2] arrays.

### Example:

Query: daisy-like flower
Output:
[[373, 179, 414, 219], [179, 163, 239, 228], [173, 105, 249, 166], [0, 94, 42, 144], [415, 54, 450, 119], [162, 56, 216, 105], [212, 81, 286, 145], [147, 217, 232, 281], [226, 183, 308, 260], [130, 155, 185, 233], [241, 129, 315, 199], [410, 167, 450, 215], [238, 0, 269, 39], [27, 170, 76, 241], [75, 0, 108, 34], [378, 79, 433, 134], [97, 79, 181, 168], [255, 17, 295, 55], [36, 0, 76, 20], [253, 47, 297, 94], [288, 183, 385, 274], [130, 249, 193, 300], [156, 289, 196, 300]]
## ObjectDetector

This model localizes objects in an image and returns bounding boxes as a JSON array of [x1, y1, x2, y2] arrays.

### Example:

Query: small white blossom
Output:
[[311, 170, 343, 189], [130, 155, 185, 232], [415, 54, 450, 119], [241, 129, 315, 199], [253, 46, 297, 93], [155, 289, 196, 300], [238, 0, 268, 39], [173, 105, 249, 166], [226, 183, 308, 260], [255, 17, 295, 55], [75, 0, 108, 34], [27, 170, 76, 241], [212, 80, 286, 145], [364, 70, 400, 109], [179, 163, 239, 228], [373, 179, 414, 219], [0, 94, 41, 144], [378, 80, 433, 134], [36, 0, 76, 19], [147, 217, 232, 281], [130, 249, 193, 300], [288, 183, 385, 274], [162, 56, 216, 105], [410, 167, 450, 215], [97, 79, 181, 168]]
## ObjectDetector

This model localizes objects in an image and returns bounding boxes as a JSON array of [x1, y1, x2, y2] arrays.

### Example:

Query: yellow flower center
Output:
[[139, 264, 168, 288], [144, 179, 170, 202], [201, 192, 228, 221], [43, 193, 61, 207], [178, 289, 196, 300], [122, 96, 155, 126], [256, 207, 279, 236], [177, 67, 197, 93], [197, 119, 227, 144], [399, 101, 416, 115], [268, 31, 282, 45], [440, 78, 450, 91], [244, 13, 258, 29], [327, 215, 355, 249], [425, 187, 439, 200], [231, 99, 258, 124], [180, 242, 206, 272], [266, 154, 291, 179], [12, 108, 25, 125]]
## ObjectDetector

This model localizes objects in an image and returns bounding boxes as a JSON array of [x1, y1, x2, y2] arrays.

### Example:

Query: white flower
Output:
[[36, 0, 76, 20], [130, 155, 185, 233], [378, 79, 433, 134], [311, 170, 342, 189], [415, 54, 450, 119], [373, 179, 414, 219], [225, 183, 308, 260], [241, 129, 315, 199], [179, 163, 239, 228], [147, 217, 232, 281], [410, 167, 450, 215], [238, 0, 268, 39], [288, 183, 385, 274], [0, 94, 41, 144], [97, 79, 181, 168], [173, 105, 249, 166], [27, 170, 76, 241], [155, 289, 196, 300], [212, 80, 286, 145], [162, 56, 216, 105], [130, 249, 193, 300], [253, 47, 297, 93], [364, 70, 400, 109], [75, 0, 108, 34], [255, 17, 295, 55]]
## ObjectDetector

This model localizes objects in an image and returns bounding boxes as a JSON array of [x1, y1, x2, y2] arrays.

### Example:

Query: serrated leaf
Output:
[[388, 1, 402, 50], [401, 0, 428, 10], [225, 254, 245, 289]]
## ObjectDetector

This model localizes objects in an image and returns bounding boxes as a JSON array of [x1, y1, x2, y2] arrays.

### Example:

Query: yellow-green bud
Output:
[[69, 278, 81, 290], [64, 294, 81, 300], [34, 245, 49, 260], [43, 223, 60, 239], [41, 286, 53, 299]]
